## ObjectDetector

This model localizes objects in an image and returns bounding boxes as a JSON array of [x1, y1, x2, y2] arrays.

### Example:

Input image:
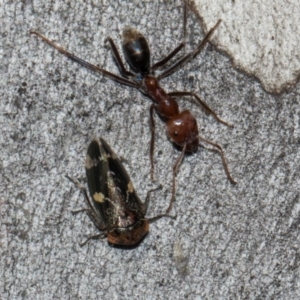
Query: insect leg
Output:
[[66, 175, 91, 207], [147, 213, 176, 223], [72, 208, 91, 214], [168, 91, 234, 127], [66, 175, 106, 230], [79, 233, 107, 247]]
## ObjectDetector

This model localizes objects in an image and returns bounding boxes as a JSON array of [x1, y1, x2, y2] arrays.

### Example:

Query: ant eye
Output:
[[173, 131, 178, 136]]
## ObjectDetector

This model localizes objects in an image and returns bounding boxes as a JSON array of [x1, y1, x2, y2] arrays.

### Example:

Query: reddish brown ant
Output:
[[30, 4, 236, 212]]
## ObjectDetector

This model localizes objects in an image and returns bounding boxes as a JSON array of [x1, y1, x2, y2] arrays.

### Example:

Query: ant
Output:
[[30, 2, 236, 213]]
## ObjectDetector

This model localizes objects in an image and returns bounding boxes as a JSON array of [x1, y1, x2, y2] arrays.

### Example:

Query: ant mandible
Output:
[[30, 3, 236, 213]]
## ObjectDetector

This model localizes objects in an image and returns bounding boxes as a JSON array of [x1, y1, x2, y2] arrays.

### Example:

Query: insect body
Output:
[[68, 138, 174, 247], [31, 4, 236, 212]]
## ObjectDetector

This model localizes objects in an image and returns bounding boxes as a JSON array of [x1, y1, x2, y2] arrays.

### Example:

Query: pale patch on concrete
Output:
[[194, 0, 300, 93]]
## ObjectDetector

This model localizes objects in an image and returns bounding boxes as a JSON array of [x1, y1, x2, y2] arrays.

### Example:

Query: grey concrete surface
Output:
[[1, 0, 300, 299]]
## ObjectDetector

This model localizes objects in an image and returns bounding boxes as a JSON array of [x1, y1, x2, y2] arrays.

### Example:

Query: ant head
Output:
[[166, 110, 199, 152], [122, 28, 150, 74]]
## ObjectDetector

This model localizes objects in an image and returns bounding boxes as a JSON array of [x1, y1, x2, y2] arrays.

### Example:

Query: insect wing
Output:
[[85, 139, 111, 224], [100, 138, 145, 217]]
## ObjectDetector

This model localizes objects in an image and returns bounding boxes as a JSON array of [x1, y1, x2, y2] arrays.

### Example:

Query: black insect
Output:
[[31, 2, 236, 213], [67, 138, 174, 247]]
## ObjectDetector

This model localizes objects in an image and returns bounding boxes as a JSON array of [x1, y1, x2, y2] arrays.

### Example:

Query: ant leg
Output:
[[79, 233, 107, 247], [150, 0, 188, 72], [149, 104, 157, 181], [151, 42, 185, 72], [158, 20, 222, 80], [167, 143, 187, 213], [183, 0, 187, 52], [30, 31, 139, 88], [168, 91, 233, 127], [143, 184, 162, 214], [144, 182, 177, 220], [198, 136, 237, 184], [105, 37, 135, 78]]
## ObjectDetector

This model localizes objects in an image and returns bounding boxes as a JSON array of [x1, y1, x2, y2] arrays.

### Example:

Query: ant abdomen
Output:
[[122, 28, 150, 74], [166, 110, 199, 152]]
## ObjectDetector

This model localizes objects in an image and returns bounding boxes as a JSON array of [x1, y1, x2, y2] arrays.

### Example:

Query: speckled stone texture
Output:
[[1, 0, 300, 299]]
